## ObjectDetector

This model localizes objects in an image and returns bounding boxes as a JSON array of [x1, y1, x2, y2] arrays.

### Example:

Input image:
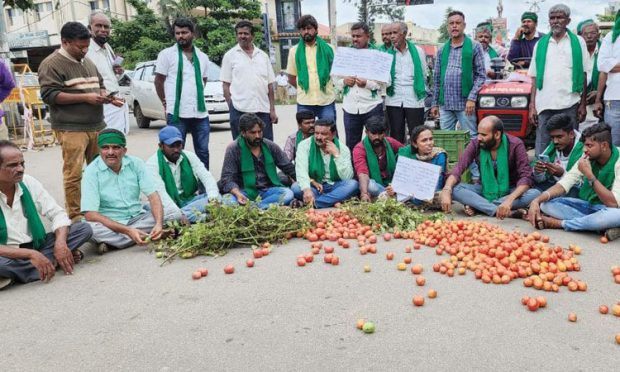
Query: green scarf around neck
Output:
[[578, 146, 619, 204], [488, 46, 498, 58], [589, 40, 601, 91], [438, 36, 473, 105], [295, 37, 334, 93], [308, 136, 341, 183], [343, 44, 378, 98], [397, 144, 416, 159], [174, 44, 206, 122], [157, 149, 198, 207], [363, 137, 396, 186], [0, 182, 46, 250], [542, 137, 584, 172], [295, 130, 304, 147], [238, 138, 282, 201], [387, 40, 426, 100], [613, 10, 620, 43], [535, 30, 584, 93], [479, 134, 510, 202]]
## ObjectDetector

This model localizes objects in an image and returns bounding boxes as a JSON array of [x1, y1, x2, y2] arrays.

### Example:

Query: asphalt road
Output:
[[2, 104, 619, 371]]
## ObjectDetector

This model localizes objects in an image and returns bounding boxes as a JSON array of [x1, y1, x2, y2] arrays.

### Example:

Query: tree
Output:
[[3, 0, 33, 9], [437, 6, 453, 43], [348, 0, 405, 41]]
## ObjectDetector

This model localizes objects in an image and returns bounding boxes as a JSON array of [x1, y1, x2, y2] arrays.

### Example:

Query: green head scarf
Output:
[[521, 12, 538, 23], [577, 19, 595, 35], [97, 131, 126, 148]]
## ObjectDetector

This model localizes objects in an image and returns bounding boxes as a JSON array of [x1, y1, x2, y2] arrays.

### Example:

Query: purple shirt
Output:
[[0, 60, 16, 119], [507, 33, 543, 69], [450, 134, 533, 187]]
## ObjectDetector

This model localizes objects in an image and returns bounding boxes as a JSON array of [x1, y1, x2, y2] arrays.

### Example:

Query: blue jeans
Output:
[[228, 106, 273, 141], [439, 108, 479, 178], [166, 115, 210, 169], [452, 183, 541, 217], [534, 179, 580, 198], [180, 194, 210, 223], [367, 179, 385, 197], [227, 187, 294, 210], [343, 103, 383, 150], [604, 100, 620, 146], [536, 104, 578, 156], [297, 102, 337, 124], [540, 197, 620, 232], [292, 179, 359, 208]]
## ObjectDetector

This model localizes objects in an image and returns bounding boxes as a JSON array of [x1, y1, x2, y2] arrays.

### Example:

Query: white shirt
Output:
[[155, 45, 210, 118], [0, 175, 71, 246], [146, 150, 221, 214], [276, 74, 289, 87], [86, 40, 119, 92], [598, 32, 620, 100], [384, 44, 427, 108], [220, 44, 275, 113], [334, 75, 385, 115], [558, 148, 620, 205], [585, 45, 600, 125], [528, 33, 590, 113]]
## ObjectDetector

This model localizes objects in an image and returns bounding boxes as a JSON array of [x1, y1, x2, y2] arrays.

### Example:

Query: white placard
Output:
[[391, 157, 441, 202], [330, 47, 393, 83]]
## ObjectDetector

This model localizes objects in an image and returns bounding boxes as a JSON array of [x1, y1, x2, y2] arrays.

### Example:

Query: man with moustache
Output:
[[221, 20, 278, 140], [155, 18, 211, 169], [352, 116, 403, 202], [508, 12, 543, 69], [283, 110, 316, 162], [577, 20, 602, 128], [528, 123, 620, 241], [440, 116, 539, 219], [287, 15, 337, 123], [219, 113, 296, 209], [81, 129, 166, 253], [39, 22, 111, 222], [475, 22, 499, 79], [86, 11, 130, 134], [528, 4, 590, 156], [378, 23, 394, 52], [334, 22, 386, 150]]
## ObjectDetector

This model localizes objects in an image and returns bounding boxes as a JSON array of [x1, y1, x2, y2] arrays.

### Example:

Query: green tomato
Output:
[[155, 252, 164, 259], [362, 322, 375, 334]]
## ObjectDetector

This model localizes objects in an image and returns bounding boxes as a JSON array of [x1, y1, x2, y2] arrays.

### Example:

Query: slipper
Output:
[[463, 205, 476, 217], [72, 249, 84, 263], [510, 208, 528, 220], [290, 199, 304, 209], [534, 217, 545, 230]]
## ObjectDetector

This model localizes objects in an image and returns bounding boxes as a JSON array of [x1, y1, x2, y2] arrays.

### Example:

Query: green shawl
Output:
[[488, 46, 499, 59], [157, 149, 198, 207], [295, 130, 304, 147], [578, 146, 619, 204], [0, 182, 46, 250], [387, 40, 426, 100], [535, 30, 584, 93], [590, 40, 601, 92], [174, 44, 206, 122], [480, 134, 510, 202], [613, 9, 620, 43], [308, 136, 341, 183], [541, 138, 584, 172], [238, 138, 283, 201], [438, 36, 474, 105], [363, 137, 396, 186], [295, 37, 334, 93]]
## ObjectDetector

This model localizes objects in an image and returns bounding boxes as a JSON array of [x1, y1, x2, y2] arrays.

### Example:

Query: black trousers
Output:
[[385, 105, 425, 144]]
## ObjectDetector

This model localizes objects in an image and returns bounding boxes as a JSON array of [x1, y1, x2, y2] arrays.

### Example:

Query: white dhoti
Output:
[[104, 102, 130, 134]]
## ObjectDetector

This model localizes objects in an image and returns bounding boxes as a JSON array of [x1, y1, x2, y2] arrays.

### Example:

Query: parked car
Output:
[[130, 60, 229, 129], [117, 70, 134, 111]]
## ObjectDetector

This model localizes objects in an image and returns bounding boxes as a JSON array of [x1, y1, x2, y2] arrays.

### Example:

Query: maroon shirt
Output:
[[353, 137, 404, 179], [450, 134, 533, 187]]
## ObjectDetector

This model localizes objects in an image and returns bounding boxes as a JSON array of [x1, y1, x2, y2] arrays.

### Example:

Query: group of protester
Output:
[[1, 4, 620, 291]]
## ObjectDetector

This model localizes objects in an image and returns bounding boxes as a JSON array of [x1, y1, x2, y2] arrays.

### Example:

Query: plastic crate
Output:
[[448, 161, 472, 184], [432, 130, 471, 163]]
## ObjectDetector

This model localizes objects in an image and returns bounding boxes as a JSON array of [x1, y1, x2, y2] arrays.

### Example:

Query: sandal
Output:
[[72, 249, 84, 263], [510, 208, 528, 220], [463, 205, 476, 217], [534, 217, 546, 230]]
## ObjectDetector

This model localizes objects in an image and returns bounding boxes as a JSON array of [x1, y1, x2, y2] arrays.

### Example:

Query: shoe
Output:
[[0, 277, 13, 290], [97, 242, 109, 255], [605, 227, 620, 242]]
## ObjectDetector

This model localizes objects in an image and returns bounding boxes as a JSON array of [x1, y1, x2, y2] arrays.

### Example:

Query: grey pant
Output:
[[536, 104, 579, 156], [88, 212, 158, 249], [0, 222, 93, 283]]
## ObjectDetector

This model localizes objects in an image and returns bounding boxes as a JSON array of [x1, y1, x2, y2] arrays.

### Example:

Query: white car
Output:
[[130, 60, 229, 128]]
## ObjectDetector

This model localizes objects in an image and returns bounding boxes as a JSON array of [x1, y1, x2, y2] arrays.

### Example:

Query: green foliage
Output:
[[3, 0, 34, 10], [437, 6, 454, 43]]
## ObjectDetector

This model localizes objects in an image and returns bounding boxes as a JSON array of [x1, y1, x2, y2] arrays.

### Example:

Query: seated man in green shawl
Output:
[[529, 123, 620, 241], [218, 113, 296, 209], [146, 126, 221, 224], [81, 129, 167, 253], [293, 119, 359, 208], [0, 140, 92, 289]]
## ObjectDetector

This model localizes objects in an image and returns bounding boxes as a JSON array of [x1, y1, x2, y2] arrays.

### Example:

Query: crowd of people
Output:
[[1, 3, 620, 291]]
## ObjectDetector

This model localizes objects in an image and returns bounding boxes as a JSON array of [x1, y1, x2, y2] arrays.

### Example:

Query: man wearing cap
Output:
[[81, 129, 167, 253], [508, 12, 543, 69], [146, 126, 221, 223]]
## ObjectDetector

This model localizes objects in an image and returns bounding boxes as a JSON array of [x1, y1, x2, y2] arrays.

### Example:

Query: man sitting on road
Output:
[[533, 113, 583, 196], [0, 141, 92, 289], [81, 129, 167, 253], [146, 126, 221, 224], [528, 123, 620, 241], [440, 116, 540, 219], [219, 113, 296, 209], [352, 116, 403, 201], [283, 110, 316, 163], [293, 119, 359, 208]]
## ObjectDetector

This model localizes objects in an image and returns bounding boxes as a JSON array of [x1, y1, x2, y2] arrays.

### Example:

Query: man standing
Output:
[[86, 11, 130, 134], [335, 22, 385, 150], [146, 126, 221, 224], [0, 141, 92, 289], [378, 23, 394, 52], [276, 70, 289, 103], [283, 110, 315, 162], [219, 114, 296, 209], [0, 59, 16, 141], [39, 22, 110, 221], [384, 22, 428, 144], [578, 20, 601, 129], [475, 22, 498, 79], [221, 20, 278, 141], [528, 123, 620, 241], [155, 18, 211, 169], [595, 9, 620, 146], [528, 4, 589, 156], [508, 12, 543, 69], [287, 15, 337, 123]]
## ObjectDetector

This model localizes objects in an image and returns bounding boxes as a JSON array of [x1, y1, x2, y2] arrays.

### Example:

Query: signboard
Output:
[[8, 31, 50, 49], [391, 157, 441, 202], [330, 47, 393, 83]]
